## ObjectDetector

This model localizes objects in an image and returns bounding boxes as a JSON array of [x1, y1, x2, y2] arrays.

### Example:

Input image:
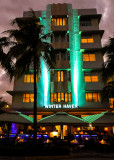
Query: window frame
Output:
[[86, 92, 100, 102]]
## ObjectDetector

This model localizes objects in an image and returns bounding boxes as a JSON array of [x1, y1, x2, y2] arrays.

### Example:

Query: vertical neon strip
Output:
[[37, 5, 51, 107], [68, 5, 86, 107]]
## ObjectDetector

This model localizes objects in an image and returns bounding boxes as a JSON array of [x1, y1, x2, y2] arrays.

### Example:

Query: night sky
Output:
[[0, 0, 114, 103]]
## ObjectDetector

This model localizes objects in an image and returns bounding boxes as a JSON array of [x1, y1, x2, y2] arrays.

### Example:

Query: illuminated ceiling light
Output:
[[52, 131, 57, 136], [78, 15, 80, 19], [80, 49, 86, 52]]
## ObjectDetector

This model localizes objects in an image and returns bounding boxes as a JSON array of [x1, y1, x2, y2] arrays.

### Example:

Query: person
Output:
[[78, 135, 83, 144]]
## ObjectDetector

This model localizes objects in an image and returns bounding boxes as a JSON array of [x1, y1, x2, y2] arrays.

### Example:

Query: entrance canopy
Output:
[[38, 112, 88, 125], [0, 111, 33, 124], [82, 112, 106, 124], [82, 111, 114, 127]]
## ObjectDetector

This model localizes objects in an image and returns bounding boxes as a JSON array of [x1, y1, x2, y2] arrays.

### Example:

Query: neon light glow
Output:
[[82, 112, 106, 123], [68, 6, 86, 107], [37, 7, 51, 107], [11, 123, 17, 134]]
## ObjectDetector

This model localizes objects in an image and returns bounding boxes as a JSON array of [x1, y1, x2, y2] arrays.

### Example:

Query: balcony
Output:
[[81, 42, 102, 49], [51, 25, 68, 31], [52, 41, 69, 49], [80, 25, 99, 31]]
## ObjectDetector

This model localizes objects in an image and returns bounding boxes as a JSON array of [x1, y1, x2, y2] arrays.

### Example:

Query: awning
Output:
[[38, 112, 88, 125], [0, 111, 33, 124]]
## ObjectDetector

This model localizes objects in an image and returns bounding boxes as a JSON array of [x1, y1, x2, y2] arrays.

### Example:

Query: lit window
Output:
[[58, 93, 61, 102], [83, 54, 96, 61], [58, 71, 60, 82], [61, 71, 63, 82], [109, 98, 114, 108], [88, 38, 94, 43], [51, 93, 53, 102], [30, 94, 34, 102], [23, 94, 34, 103], [89, 54, 96, 61], [83, 54, 90, 61], [84, 76, 91, 82], [51, 18, 54, 26], [54, 19, 57, 26], [61, 93, 64, 101], [63, 18, 65, 26], [54, 93, 57, 102], [57, 18, 59, 26], [81, 37, 94, 43], [92, 93, 98, 102], [51, 18, 67, 26], [86, 93, 92, 102], [24, 75, 37, 83], [81, 39, 88, 43], [84, 76, 98, 82], [60, 18, 62, 26], [57, 71, 64, 82], [69, 93, 71, 102], [65, 93, 68, 102], [50, 93, 71, 102], [86, 93, 100, 102], [91, 76, 98, 82]]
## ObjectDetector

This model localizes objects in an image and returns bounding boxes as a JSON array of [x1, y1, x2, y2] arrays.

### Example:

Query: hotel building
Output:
[[8, 3, 111, 121]]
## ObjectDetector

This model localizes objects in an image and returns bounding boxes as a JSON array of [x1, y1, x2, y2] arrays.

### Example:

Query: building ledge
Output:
[[80, 14, 102, 23], [7, 90, 33, 95]]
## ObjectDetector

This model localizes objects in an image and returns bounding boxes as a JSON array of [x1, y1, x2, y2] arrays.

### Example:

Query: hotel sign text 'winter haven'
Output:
[[44, 104, 78, 109]]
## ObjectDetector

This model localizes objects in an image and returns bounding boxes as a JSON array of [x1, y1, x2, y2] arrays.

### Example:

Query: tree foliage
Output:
[[0, 11, 55, 81]]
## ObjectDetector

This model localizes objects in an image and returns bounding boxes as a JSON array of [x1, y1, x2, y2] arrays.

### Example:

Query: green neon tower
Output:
[[9, 3, 109, 118]]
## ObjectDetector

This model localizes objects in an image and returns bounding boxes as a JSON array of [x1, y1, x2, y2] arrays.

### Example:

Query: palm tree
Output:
[[0, 97, 9, 109], [0, 10, 55, 141], [102, 37, 114, 102], [102, 37, 114, 82]]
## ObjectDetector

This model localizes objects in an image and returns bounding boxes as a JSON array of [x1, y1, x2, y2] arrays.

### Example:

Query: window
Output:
[[65, 93, 68, 102], [86, 93, 100, 102], [51, 18, 67, 26], [68, 71, 71, 81], [54, 93, 57, 102], [81, 37, 94, 43], [24, 75, 37, 83], [58, 71, 64, 82], [84, 76, 91, 82], [23, 94, 34, 102], [36, 21, 40, 25], [51, 93, 53, 102], [69, 93, 71, 102], [84, 76, 98, 82], [80, 19, 91, 26], [58, 93, 61, 102], [109, 98, 114, 108], [91, 76, 98, 82], [50, 93, 71, 102], [61, 93, 64, 101], [83, 54, 96, 61]]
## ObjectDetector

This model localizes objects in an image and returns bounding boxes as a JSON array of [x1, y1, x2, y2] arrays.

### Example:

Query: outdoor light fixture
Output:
[[52, 131, 57, 136]]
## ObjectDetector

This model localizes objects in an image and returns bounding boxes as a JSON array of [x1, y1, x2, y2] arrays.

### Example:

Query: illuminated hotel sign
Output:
[[44, 104, 78, 109]]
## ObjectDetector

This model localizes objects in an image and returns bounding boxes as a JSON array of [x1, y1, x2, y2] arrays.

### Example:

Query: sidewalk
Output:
[[24, 152, 114, 160]]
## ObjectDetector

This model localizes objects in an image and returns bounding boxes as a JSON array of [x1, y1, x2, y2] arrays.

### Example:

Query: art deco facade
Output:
[[8, 3, 110, 120]]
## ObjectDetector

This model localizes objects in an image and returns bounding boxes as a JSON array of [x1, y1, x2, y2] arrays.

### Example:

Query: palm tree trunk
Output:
[[33, 52, 37, 142]]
